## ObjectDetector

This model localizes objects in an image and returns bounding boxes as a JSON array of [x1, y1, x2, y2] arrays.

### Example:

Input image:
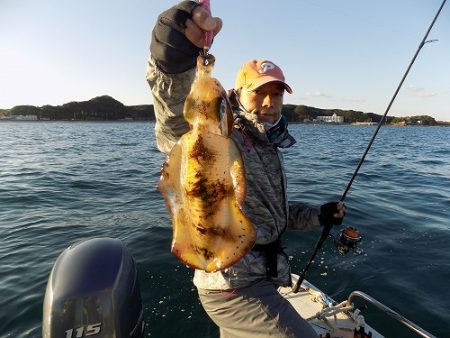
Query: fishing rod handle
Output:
[[292, 224, 333, 294]]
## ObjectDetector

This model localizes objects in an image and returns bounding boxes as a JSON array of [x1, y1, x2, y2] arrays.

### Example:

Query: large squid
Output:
[[158, 54, 256, 272]]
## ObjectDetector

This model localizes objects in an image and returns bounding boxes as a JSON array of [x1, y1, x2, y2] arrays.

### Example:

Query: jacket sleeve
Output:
[[146, 56, 196, 154], [287, 201, 321, 231]]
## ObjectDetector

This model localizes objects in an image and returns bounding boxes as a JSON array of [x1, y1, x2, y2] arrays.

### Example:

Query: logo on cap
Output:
[[235, 59, 293, 94], [258, 62, 275, 74]]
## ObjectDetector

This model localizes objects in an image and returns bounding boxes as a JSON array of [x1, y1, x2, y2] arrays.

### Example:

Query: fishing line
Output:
[[292, 0, 447, 293]]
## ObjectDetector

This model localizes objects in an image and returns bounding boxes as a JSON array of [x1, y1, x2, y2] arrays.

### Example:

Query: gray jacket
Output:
[[146, 57, 321, 290]]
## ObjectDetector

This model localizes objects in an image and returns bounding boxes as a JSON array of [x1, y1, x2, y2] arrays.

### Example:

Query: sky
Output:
[[1, 0, 449, 121]]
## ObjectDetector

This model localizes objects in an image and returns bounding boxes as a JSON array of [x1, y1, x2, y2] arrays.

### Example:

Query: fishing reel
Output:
[[330, 226, 363, 256]]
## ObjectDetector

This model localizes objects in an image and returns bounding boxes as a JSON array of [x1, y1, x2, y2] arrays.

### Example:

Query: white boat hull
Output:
[[279, 274, 384, 338]]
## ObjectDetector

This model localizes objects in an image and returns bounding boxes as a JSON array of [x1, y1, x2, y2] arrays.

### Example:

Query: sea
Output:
[[0, 121, 449, 338]]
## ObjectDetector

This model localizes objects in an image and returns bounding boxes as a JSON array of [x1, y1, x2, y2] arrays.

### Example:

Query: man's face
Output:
[[238, 82, 285, 124]]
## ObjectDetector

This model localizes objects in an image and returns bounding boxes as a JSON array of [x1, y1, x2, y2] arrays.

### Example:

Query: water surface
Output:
[[1, 122, 449, 337]]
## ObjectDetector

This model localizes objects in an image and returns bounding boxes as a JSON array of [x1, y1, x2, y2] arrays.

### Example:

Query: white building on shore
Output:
[[16, 114, 38, 120], [0, 114, 38, 120], [316, 113, 344, 124]]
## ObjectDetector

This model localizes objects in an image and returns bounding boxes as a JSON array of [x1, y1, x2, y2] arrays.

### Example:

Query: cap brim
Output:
[[247, 77, 292, 94]]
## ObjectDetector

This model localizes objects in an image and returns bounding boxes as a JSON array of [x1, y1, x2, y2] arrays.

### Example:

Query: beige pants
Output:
[[197, 280, 319, 338]]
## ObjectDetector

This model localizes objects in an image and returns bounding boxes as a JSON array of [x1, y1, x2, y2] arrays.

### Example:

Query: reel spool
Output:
[[333, 226, 363, 255]]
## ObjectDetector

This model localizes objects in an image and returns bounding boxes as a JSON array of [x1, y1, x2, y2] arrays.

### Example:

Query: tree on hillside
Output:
[[282, 104, 298, 122], [391, 115, 436, 125], [10, 105, 41, 116]]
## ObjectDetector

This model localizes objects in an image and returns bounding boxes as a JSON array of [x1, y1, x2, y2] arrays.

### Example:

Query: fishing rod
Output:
[[292, 0, 447, 294]]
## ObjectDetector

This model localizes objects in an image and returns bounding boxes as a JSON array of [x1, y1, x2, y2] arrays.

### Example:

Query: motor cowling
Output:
[[43, 237, 144, 338]]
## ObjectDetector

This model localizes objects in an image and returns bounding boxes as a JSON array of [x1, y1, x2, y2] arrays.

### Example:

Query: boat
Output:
[[42, 237, 436, 338], [281, 274, 436, 338]]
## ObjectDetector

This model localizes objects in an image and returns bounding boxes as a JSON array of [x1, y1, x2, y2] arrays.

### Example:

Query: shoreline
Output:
[[1, 119, 448, 126]]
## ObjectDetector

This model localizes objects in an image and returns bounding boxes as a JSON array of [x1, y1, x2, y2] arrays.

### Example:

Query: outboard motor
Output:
[[43, 237, 144, 338]]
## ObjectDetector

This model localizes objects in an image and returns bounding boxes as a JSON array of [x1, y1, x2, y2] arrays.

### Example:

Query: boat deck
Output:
[[279, 276, 384, 338]]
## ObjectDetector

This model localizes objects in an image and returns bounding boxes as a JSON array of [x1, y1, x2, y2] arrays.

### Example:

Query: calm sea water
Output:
[[0, 122, 449, 338]]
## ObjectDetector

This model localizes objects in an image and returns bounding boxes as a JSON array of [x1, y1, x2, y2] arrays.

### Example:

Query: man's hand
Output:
[[150, 1, 222, 74], [186, 5, 222, 48], [318, 202, 346, 227]]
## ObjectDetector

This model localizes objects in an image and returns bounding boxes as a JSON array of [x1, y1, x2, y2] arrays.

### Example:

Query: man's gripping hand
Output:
[[319, 202, 346, 227], [150, 1, 222, 74]]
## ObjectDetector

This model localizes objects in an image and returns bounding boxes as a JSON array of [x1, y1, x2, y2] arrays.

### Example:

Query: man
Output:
[[146, 2, 345, 337]]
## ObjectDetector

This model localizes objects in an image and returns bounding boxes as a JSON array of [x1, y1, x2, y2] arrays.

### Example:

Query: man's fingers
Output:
[[185, 14, 222, 48], [192, 6, 216, 30], [211, 17, 222, 36], [334, 202, 346, 218], [185, 18, 204, 47], [334, 211, 344, 218]]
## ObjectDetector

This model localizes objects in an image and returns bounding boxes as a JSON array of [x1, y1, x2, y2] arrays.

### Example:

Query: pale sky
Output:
[[1, 0, 449, 121]]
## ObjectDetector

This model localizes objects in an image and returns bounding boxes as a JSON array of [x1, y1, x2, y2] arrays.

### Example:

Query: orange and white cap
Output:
[[234, 59, 292, 94]]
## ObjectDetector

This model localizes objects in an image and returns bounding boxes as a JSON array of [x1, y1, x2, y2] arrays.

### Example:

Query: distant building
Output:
[[351, 121, 376, 126], [1, 114, 39, 121], [14, 115, 38, 120], [317, 113, 344, 124]]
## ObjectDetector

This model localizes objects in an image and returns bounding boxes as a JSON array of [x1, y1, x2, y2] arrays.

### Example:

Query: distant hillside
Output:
[[0, 96, 154, 121], [282, 105, 446, 125], [282, 104, 394, 124], [0, 96, 445, 125]]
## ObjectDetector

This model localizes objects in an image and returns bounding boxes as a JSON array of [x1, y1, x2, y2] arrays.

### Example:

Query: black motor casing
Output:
[[43, 237, 144, 338]]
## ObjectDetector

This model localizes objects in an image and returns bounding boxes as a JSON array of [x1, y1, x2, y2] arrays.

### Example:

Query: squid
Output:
[[158, 54, 256, 272]]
